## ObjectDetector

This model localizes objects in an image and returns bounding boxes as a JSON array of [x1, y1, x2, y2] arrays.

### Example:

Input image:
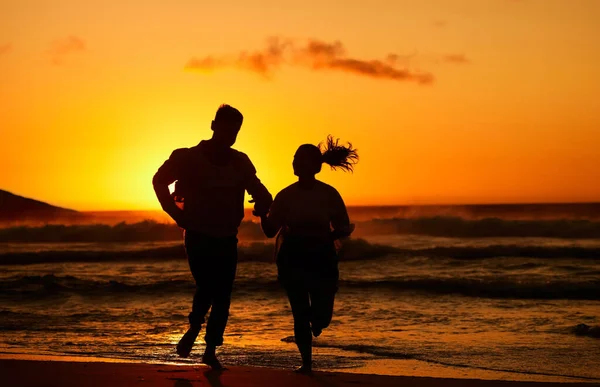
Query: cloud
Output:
[[432, 20, 448, 28], [187, 37, 288, 77], [47, 35, 85, 64], [186, 37, 434, 85], [442, 54, 470, 64], [0, 43, 12, 56]]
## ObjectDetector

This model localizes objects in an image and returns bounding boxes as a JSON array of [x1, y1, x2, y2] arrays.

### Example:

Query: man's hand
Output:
[[249, 197, 272, 217]]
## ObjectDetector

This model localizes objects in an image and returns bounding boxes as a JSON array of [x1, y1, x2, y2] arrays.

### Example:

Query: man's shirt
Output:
[[153, 140, 272, 237]]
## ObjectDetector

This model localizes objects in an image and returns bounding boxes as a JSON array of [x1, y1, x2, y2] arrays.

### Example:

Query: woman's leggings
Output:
[[284, 276, 337, 354]]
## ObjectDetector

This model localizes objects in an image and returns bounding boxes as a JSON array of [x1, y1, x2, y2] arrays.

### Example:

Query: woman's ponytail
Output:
[[319, 135, 359, 172]]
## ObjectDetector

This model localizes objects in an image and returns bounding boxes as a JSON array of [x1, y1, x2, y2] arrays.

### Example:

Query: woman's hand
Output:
[[331, 224, 355, 240], [260, 213, 280, 238]]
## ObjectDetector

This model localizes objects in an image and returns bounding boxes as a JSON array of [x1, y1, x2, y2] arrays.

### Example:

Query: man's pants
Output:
[[184, 231, 238, 347]]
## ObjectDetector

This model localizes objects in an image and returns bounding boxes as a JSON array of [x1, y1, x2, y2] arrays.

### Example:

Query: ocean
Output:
[[0, 204, 599, 383]]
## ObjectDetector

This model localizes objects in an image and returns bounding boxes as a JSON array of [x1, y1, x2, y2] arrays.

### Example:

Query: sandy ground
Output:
[[1, 358, 598, 387]]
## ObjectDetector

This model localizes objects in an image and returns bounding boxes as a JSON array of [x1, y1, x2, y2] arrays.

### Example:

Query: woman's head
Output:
[[293, 144, 323, 177], [293, 136, 359, 178]]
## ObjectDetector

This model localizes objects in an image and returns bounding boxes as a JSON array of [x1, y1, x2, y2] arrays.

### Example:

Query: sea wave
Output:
[[0, 239, 396, 265], [0, 220, 265, 243], [2, 216, 600, 243], [310, 341, 600, 380], [571, 324, 600, 338], [339, 278, 600, 300], [1, 238, 599, 265], [1, 273, 598, 300], [361, 217, 600, 239]]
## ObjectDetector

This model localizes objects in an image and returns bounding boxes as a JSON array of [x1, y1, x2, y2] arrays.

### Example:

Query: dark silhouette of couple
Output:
[[153, 104, 358, 373]]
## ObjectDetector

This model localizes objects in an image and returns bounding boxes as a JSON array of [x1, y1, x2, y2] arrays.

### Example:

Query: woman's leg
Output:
[[285, 282, 313, 372], [309, 281, 337, 337], [309, 259, 339, 337]]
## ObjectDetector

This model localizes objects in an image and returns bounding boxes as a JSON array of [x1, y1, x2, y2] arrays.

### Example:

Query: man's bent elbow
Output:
[[152, 173, 166, 191]]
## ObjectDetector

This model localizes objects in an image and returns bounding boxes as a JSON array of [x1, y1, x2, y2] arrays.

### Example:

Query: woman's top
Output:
[[268, 180, 353, 273], [269, 180, 351, 239]]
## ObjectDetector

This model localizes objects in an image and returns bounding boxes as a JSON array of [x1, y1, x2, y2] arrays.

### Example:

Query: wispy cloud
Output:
[[47, 35, 85, 65], [0, 43, 12, 56], [442, 54, 470, 64], [432, 20, 448, 28], [186, 37, 434, 85]]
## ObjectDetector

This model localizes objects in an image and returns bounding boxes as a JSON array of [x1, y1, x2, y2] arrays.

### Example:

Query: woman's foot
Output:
[[311, 324, 322, 338], [294, 365, 312, 374], [176, 327, 200, 358], [297, 339, 312, 374]]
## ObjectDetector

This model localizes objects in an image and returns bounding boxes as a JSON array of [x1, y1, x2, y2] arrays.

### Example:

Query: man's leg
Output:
[[202, 236, 238, 369], [177, 232, 213, 358]]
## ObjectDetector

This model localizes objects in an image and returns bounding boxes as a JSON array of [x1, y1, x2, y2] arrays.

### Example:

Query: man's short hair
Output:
[[215, 104, 243, 125]]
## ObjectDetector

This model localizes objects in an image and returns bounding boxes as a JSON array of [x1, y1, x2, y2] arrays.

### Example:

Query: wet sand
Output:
[[1, 358, 597, 387]]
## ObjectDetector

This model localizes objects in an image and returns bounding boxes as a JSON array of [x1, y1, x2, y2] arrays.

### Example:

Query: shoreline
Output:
[[1, 357, 598, 387], [0, 353, 598, 386]]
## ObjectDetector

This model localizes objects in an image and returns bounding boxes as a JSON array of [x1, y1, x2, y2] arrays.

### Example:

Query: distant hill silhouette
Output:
[[0, 189, 87, 224]]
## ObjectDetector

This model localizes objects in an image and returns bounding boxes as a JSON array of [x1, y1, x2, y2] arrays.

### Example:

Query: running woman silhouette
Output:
[[259, 136, 358, 373]]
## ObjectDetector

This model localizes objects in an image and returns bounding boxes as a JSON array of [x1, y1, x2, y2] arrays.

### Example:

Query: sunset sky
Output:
[[1, 0, 599, 211]]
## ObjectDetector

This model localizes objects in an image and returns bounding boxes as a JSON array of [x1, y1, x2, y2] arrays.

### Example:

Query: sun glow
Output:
[[2, 0, 600, 210]]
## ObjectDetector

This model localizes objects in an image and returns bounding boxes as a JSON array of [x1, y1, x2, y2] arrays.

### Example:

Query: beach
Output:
[[1, 206, 599, 383], [3, 0, 600, 383], [1, 357, 599, 387]]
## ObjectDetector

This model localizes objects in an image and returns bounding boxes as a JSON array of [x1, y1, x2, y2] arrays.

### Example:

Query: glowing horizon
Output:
[[2, 0, 599, 211]]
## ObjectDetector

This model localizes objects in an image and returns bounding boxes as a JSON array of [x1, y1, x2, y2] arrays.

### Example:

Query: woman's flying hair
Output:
[[319, 135, 359, 172]]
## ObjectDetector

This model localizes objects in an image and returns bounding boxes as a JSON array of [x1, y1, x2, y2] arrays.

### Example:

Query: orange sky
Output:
[[1, 0, 599, 210]]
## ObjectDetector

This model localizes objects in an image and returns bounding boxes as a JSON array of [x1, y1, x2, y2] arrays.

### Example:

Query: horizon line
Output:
[[83, 201, 600, 213]]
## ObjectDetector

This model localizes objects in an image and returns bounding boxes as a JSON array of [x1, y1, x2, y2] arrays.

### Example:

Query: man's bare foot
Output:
[[201, 352, 223, 370], [176, 327, 200, 358], [294, 365, 312, 374]]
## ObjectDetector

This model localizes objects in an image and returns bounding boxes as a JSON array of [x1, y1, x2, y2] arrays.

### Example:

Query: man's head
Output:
[[211, 104, 243, 147]]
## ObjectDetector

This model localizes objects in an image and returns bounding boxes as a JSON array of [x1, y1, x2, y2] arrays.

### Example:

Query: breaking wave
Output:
[[1, 238, 599, 265], [2, 216, 600, 243], [1, 273, 598, 300]]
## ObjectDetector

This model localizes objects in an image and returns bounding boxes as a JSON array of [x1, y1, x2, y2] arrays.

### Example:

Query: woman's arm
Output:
[[260, 214, 280, 238], [331, 224, 354, 240], [330, 189, 353, 240]]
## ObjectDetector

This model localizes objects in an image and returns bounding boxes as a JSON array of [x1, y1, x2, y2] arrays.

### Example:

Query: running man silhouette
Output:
[[259, 136, 358, 373], [153, 104, 272, 369]]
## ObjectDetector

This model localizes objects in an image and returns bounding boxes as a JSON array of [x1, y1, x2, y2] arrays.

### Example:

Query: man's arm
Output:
[[239, 154, 273, 217], [152, 149, 187, 226], [247, 175, 273, 217]]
